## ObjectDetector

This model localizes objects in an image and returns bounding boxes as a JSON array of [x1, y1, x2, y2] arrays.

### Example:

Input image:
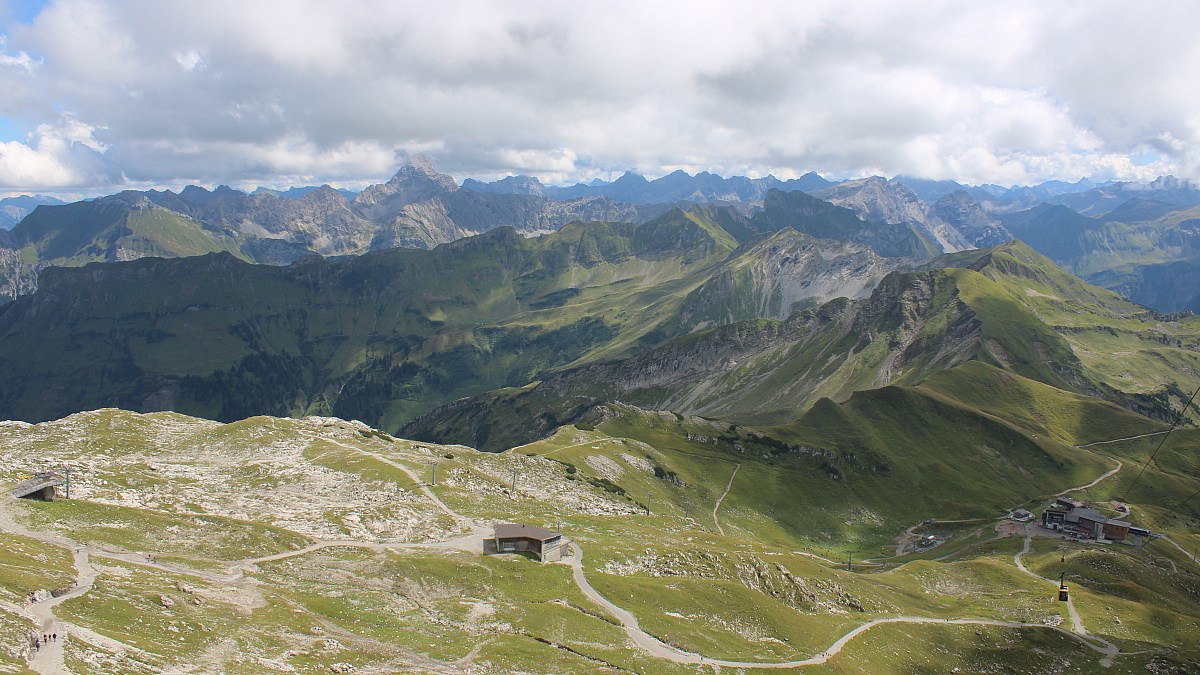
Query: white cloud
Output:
[[0, 0, 1198, 191], [0, 116, 121, 188]]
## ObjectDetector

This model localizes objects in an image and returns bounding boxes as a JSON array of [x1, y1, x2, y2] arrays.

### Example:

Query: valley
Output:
[[2, 166, 1200, 675], [4, 3, 1200, 673]]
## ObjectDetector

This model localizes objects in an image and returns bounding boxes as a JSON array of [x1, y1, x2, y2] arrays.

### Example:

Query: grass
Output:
[[1022, 537, 1200, 650], [0, 532, 76, 601], [2, 408, 1199, 673], [56, 559, 234, 664], [823, 623, 1110, 674], [15, 498, 311, 562]]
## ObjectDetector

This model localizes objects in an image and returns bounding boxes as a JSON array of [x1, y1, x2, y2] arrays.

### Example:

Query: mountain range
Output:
[[2, 193, 1196, 447], [3, 161, 1200, 672], [5, 161, 1200, 313]]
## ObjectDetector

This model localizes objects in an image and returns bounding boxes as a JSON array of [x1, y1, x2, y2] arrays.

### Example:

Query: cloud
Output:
[[0, 0, 1198, 191], [0, 116, 122, 188]]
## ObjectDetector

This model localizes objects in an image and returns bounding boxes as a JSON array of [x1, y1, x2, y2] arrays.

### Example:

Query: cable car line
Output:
[[1119, 381, 1200, 504]]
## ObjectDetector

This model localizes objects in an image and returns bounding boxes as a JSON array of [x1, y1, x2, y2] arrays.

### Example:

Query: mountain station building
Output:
[[492, 523, 564, 562], [1042, 501, 1133, 542]]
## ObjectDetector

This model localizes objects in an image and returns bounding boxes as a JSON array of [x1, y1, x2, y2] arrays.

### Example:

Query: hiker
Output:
[[52, 632, 57, 641]]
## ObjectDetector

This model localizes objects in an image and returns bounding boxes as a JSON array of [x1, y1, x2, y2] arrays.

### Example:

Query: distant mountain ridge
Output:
[[464, 169, 835, 203], [0, 194, 65, 229], [5, 161, 1200, 314], [0, 162, 676, 301]]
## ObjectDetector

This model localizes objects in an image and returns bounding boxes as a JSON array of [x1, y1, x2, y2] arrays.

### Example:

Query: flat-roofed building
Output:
[[10, 471, 65, 501], [493, 523, 563, 562]]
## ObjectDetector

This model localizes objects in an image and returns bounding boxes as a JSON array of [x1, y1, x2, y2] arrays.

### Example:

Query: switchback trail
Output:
[[562, 535, 1126, 669], [1014, 535, 1119, 667], [712, 463, 740, 536]]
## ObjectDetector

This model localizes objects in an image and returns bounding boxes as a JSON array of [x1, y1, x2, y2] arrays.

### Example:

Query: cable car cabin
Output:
[[1058, 584, 1069, 601]]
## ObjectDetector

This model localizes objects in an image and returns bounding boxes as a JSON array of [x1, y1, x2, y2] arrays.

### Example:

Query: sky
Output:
[[0, 0, 1198, 196]]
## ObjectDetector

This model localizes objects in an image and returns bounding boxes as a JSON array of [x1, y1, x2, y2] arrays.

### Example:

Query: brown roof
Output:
[[494, 523, 560, 541]]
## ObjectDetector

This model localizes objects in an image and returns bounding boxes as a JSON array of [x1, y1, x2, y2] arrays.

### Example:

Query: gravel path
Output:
[[1014, 535, 1119, 667], [712, 463, 739, 536], [2, 433, 1136, 673]]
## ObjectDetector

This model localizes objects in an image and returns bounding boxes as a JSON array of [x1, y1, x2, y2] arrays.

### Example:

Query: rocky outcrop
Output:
[[672, 229, 896, 331], [934, 190, 1011, 247], [755, 189, 940, 259], [351, 158, 459, 222], [814, 177, 970, 253], [405, 268, 989, 450]]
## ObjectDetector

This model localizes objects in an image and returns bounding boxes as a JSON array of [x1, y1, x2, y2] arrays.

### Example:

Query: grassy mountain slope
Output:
[[406, 241, 1200, 451], [0, 195, 976, 432], [11, 199, 243, 265], [0, 210, 759, 431], [2, 407, 1196, 672], [1001, 201, 1200, 311]]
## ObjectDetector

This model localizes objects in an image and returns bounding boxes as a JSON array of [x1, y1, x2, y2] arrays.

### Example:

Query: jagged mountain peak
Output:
[[352, 159, 459, 220]]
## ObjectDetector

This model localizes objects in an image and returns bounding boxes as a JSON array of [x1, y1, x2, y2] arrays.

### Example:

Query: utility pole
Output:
[[430, 462, 437, 486], [647, 492, 653, 516], [61, 465, 71, 499], [847, 551, 853, 572], [511, 469, 518, 496]]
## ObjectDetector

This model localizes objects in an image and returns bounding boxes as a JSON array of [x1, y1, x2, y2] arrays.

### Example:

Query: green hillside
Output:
[[11, 199, 243, 265], [1002, 201, 1200, 311], [0, 211, 749, 430], [2, 408, 1197, 673], [0, 195, 978, 434], [408, 240, 1200, 451]]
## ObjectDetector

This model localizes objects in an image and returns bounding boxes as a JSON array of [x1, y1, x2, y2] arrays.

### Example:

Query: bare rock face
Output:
[[236, 186, 376, 257], [934, 190, 1012, 247], [815, 177, 971, 253], [0, 248, 43, 301], [352, 158, 459, 222], [674, 229, 896, 332]]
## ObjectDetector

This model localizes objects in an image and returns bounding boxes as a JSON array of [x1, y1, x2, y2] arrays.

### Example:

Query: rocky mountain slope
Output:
[[0, 161, 673, 302], [3, 398, 1196, 673], [405, 242, 1200, 451]]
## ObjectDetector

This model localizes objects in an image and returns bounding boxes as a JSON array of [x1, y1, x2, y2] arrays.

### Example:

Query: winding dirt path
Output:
[[1159, 535, 1200, 566], [3, 436, 1135, 673], [564, 536, 1118, 668], [1055, 460, 1123, 496], [24, 549, 96, 674], [1076, 432, 1168, 448], [712, 463, 740, 536], [1014, 535, 1119, 667], [330, 439, 470, 529]]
